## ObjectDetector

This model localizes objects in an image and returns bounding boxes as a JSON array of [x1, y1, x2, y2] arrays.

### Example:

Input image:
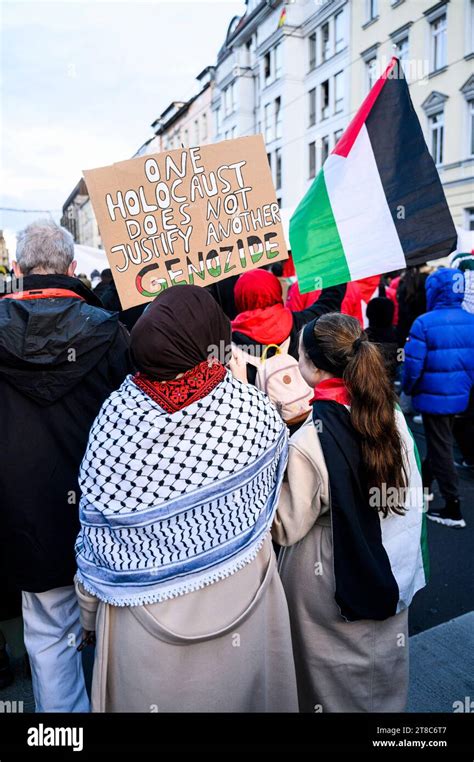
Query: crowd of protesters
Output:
[[0, 220, 473, 713]]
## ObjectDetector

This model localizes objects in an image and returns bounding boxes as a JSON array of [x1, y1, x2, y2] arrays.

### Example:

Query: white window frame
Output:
[[470, 0, 474, 55], [321, 80, 329, 121], [396, 35, 409, 66], [309, 141, 316, 179], [469, 99, 474, 157], [334, 71, 344, 114], [275, 96, 282, 139], [321, 22, 330, 62], [274, 43, 282, 80], [264, 102, 273, 143], [464, 207, 474, 230], [320, 135, 330, 168], [430, 12, 447, 72], [275, 147, 282, 190], [309, 88, 316, 127], [366, 0, 378, 22], [366, 57, 378, 92], [429, 110, 444, 166], [335, 10, 345, 53], [264, 51, 272, 85], [309, 31, 317, 71]]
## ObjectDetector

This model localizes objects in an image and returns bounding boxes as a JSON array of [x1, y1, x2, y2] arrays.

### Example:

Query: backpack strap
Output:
[[231, 335, 292, 372]]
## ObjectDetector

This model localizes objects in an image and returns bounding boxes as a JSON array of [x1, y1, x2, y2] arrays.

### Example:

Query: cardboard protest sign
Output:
[[84, 136, 288, 310]]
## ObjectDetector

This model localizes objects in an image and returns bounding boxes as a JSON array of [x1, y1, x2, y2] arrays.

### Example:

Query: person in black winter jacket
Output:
[[365, 297, 400, 383], [396, 265, 428, 347], [0, 219, 132, 712]]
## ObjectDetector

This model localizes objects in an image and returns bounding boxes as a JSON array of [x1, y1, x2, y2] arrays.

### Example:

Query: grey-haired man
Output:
[[0, 219, 131, 711]]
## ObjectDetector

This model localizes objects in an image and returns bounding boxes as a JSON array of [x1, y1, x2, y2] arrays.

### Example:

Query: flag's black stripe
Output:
[[313, 400, 399, 622], [365, 60, 457, 266]]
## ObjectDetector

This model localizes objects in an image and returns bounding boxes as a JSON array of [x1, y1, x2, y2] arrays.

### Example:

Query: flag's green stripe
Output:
[[289, 168, 351, 292], [404, 417, 430, 583]]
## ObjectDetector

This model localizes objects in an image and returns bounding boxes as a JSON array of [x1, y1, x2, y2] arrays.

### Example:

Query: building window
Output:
[[396, 35, 409, 67], [264, 103, 273, 143], [231, 126, 237, 139], [430, 14, 447, 72], [366, 57, 378, 91], [309, 141, 316, 178], [465, 207, 474, 230], [264, 44, 282, 85], [202, 113, 208, 141], [335, 10, 344, 53], [321, 136, 329, 167], [334, 128, 343, 145], [309, 88, 316, 126], [309, 32, 317, 70], [194, 119, 199, 145], [321, 80, 329, 120], [429, 111, 444, 165], [469, 99, 474, 156], [275, 43, 282, 79], [470, 0, 474, 54], [267, 152, 272, 172], [224, 84, 235, 116], [275, 96, 282, 139], [184, 129, 189, 147], [367, 0, 378, 22], [334, 71, 343, 113], [264, 51, 271, 83], [321, 22, 330, 62], [275, 147, 282, 189], [215, 107, 221, 135]]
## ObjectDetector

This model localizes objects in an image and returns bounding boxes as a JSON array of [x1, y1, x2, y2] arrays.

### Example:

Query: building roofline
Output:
[[196, 65, 215, 81], [62, 177, 88, 212]]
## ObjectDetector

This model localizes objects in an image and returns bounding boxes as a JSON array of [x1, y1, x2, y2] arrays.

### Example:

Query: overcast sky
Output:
[[1, 0, 245, 250]]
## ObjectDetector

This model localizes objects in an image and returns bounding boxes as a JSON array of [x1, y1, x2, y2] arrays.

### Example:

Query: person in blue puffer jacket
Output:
[[402, 268, 474, 528]]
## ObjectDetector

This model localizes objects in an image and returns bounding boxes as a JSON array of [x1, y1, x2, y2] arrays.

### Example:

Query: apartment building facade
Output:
[[351, 0, 474, 229], [63, 0, 473, 249], [135, 66, 215, 157], [212, 0, 351, 209]]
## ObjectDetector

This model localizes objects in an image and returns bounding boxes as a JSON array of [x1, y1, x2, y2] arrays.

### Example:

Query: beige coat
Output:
[[75, 535, 298, 712], [272, 416, 409, 713]]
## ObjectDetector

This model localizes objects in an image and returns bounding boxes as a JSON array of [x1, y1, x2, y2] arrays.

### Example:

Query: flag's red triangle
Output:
[[333, 57, 399, 159]]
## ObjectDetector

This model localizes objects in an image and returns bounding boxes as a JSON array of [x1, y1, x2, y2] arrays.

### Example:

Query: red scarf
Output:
[[310, 377, 351, 406], [232, 269, 294, 345], [133, 359, 226, 413], [3, 288, 84, 302], [231, 303, 293, 345]]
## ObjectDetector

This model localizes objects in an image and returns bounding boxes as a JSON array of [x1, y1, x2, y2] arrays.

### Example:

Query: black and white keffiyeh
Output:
[[75, 371, 287, 606]]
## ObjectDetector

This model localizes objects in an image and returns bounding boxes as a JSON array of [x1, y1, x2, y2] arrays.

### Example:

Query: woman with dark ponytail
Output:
[[273, 312, 429, 713]]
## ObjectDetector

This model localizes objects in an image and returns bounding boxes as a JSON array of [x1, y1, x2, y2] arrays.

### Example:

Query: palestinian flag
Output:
[[290, 57, 457, 293]]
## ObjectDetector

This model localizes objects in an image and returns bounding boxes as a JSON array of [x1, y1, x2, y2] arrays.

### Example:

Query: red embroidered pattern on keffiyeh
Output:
[[133, 360, 227, 413]]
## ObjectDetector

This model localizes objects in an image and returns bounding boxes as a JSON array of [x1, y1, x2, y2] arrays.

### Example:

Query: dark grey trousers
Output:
[[421, 413, 459, 501]]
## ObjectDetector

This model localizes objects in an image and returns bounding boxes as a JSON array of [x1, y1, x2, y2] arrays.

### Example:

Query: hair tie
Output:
[[352, 336, 365, 352]]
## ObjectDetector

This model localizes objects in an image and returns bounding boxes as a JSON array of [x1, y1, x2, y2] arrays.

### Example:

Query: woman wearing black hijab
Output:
[[75, 285, 298, 712]]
